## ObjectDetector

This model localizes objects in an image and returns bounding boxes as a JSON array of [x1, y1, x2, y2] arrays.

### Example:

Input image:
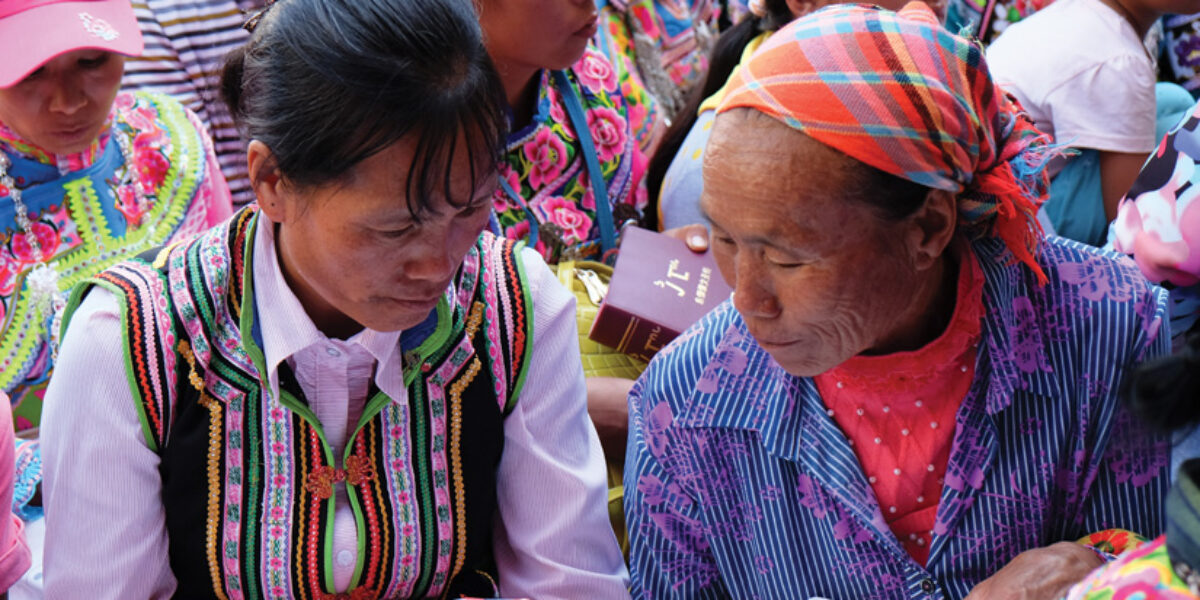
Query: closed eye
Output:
[[375, 225, 414, 239], [78, 54, 110, 69], [767, 259, 804, 269]]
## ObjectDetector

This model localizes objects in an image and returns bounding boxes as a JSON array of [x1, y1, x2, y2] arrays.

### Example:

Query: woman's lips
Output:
[[755, 338, 799, 352], [50, 124, 90, 140], [388, 294, 443, 310], [574, 14, 599, 38]]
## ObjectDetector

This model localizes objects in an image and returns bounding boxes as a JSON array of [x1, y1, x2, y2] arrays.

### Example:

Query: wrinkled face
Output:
[[0, 50, 124, 155], [479, 0, 598, 71], [267, 139, 496, 338], [701, 110, 932, 377]]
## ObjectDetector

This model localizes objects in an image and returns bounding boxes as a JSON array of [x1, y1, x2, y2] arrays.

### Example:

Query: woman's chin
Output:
[[758, 342, 840, 378]]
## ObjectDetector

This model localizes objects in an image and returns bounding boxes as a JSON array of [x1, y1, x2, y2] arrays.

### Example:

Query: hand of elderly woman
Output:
[[661, 223, 709, 252], [965, 541, 1106, 600]]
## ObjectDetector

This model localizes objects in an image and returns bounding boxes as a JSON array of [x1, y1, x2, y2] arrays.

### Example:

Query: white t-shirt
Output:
[[987, 0, 1157, 155]]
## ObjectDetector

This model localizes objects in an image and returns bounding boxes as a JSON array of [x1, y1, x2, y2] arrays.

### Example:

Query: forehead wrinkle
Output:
[[704, 120, 883, 255]]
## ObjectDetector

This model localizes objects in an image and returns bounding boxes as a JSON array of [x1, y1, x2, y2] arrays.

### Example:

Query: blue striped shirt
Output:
[[625, 236, 1173, 599]]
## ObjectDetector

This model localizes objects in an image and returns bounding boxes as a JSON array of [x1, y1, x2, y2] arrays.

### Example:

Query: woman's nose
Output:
[[731, 258, 781, 320], [402, 236, 459, 284], [48, 77, 87, 115]]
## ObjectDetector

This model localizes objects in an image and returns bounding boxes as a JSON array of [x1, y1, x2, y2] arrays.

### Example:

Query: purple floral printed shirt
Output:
[[625, 236, 1172, 599]]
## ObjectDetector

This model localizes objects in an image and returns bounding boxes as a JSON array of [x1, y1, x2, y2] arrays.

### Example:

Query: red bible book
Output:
[[588, 227, 733, 362]]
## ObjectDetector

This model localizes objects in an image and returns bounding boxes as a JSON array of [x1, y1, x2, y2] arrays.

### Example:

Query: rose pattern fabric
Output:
[[593, 2, 665, 152], [587, 106, 629, 164], [536, 196, 594, 245], [494, 48, 646, 264], [522, 128, 569, 190], [576, 48, 619, 93], [625, 236, 1172, 599]]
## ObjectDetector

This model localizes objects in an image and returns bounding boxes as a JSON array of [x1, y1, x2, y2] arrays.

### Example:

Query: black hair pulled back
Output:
[[221, 0, 508, 217]]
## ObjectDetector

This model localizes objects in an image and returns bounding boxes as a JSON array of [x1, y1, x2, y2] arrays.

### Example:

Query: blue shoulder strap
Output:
[[497, 70, 617, 254]]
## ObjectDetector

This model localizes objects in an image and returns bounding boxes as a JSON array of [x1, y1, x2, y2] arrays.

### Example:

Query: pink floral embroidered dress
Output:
[[0, 90, 231, 430], [494, 48, 647, 264]]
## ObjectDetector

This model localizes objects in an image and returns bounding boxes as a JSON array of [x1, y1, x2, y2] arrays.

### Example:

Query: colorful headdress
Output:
[[718, 1, 1057, 283]]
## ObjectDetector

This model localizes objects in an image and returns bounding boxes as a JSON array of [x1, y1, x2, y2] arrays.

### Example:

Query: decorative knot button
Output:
[[304, 456, 377, 499]]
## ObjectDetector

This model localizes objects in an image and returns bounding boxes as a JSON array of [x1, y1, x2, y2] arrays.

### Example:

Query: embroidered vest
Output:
[[66, 208, 534, 599], [1, 91, 221, 430]]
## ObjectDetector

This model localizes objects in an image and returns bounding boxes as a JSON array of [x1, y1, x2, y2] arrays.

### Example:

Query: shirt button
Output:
[[921, 578, 936, 594], [336, 549, 353, 567], [326, 346, 341, 357]]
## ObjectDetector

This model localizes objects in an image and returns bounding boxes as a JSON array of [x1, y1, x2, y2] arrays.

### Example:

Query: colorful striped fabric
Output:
[[718, 2, 1058, 283], [123, 0, 262, 206], [625, 235, 1172, 598]]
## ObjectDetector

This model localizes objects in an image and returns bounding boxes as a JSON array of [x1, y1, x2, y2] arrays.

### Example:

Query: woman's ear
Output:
[[907, 188, 958, 271], [248, 140, 288, 223]]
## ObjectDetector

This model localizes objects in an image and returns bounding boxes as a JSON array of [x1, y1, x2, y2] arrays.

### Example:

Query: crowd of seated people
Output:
[[0, 0, 1198, 598]]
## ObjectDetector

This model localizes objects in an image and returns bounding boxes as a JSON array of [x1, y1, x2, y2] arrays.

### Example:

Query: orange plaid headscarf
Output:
[[718, 2, 1056, 283]]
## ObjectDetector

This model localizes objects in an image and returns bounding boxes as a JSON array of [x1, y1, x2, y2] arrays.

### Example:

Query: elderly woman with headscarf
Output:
[[623, 3, 1172, 599]]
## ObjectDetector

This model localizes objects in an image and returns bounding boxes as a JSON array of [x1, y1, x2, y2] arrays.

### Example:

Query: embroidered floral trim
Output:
[[178, 339, 231, 600]]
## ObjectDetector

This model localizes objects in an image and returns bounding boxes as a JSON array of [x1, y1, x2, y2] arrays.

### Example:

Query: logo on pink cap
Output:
[[78, 12, 119, 41]]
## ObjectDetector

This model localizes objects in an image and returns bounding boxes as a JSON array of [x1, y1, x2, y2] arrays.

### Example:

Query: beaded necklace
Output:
[[1, 127, 149, 334]]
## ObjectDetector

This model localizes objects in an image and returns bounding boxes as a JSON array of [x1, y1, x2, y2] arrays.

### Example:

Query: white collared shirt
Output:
[[41, 215, 629, 598]]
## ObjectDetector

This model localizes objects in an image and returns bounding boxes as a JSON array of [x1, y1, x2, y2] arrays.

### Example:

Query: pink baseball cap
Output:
[[0, 0, 143, 88]]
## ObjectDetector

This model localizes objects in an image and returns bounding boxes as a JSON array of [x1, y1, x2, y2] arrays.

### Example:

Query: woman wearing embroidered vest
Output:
[[40, 0, 628, 598], [625, 3, 1173, 598], [0, 0, 232, 433]]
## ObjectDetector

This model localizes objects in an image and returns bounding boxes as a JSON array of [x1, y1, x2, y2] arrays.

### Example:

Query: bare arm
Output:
[[1098, 151, 1148, 222]]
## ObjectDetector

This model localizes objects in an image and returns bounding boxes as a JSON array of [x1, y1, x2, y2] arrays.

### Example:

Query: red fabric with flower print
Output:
[[815, 243, 985, 565]]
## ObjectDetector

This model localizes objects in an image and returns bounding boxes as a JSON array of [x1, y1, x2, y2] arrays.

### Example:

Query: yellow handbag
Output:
[[555, 260, 647, 380]]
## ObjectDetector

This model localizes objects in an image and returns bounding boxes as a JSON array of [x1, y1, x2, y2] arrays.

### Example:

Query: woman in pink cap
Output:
[[0, 0, 232, 432]]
